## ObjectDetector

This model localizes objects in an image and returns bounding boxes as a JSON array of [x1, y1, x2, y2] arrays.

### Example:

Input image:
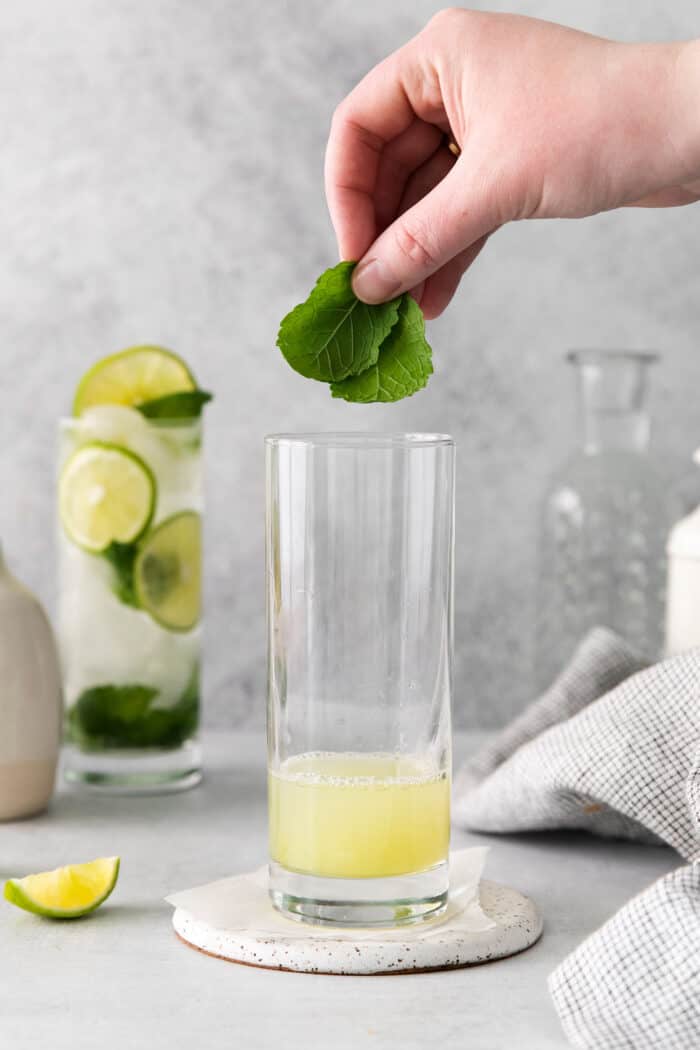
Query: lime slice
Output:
[[4, 857, 120, 919], [73, 346, 196, 416], [60, 442, 156, 552], [135, 511, 201, 632]]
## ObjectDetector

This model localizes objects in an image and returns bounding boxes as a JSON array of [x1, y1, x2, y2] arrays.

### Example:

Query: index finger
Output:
[[324, 47, 421, 261]]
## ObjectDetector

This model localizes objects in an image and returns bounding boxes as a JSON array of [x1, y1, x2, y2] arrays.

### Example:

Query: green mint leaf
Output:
[[67, 670, 199, 751], [102, 541, 139, 608], [67, 684, 159, 749], [137, 389, 213, 419], [330, 295, 433, 403], [277, 261, 401, 382]]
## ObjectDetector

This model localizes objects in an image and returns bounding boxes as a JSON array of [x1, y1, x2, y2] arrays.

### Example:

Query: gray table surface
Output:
[[1, 731, 675, 1050]]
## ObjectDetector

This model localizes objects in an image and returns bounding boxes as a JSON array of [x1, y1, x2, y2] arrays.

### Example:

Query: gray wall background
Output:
[[1, 0, 699, 729]]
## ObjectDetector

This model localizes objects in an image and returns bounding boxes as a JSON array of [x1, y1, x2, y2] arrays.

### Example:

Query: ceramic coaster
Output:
[[172, 877, 542, 975]]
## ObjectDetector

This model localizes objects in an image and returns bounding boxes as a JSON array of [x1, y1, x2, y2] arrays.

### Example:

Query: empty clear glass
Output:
[[266, 433, 454, 926]]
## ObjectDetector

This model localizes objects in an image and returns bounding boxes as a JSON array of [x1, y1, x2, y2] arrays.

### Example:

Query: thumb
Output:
[[351, 161, 496, 304]]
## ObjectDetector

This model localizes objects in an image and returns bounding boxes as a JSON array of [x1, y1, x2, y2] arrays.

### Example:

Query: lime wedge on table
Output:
[[60, 442, 155, 552], [73, 346, 196, 415], [135, 511, 201, 632], [4, 857, 120, 919]]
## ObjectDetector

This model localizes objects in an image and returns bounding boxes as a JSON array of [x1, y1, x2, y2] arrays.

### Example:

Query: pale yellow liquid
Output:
[[268, 752, 450, 879]]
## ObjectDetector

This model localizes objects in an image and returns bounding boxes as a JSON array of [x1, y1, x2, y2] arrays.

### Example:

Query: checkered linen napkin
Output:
[[453, 627, 700, 1049]]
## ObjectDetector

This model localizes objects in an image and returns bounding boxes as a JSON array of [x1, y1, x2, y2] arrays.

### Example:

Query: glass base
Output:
[[269, 860, 448, 927], [62, 739, 202, 795]]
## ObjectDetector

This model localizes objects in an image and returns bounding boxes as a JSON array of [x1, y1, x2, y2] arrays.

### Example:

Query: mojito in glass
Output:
[[58, 346, 209, 791]]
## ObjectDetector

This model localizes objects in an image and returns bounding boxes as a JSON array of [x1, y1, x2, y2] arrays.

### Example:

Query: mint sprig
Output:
[[276, 261, 432, 401], [277, 261, 400, 383], [67, 668, 199, 751], [331, 296, 433, 403]]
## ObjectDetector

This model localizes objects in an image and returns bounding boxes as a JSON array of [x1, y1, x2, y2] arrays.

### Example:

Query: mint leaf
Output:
[[67, 670, 199, 751], [277, 261, 401, 382], [277, 262, 435, 402], [331, 295, 433, 403], [102, 541, 139, 607], [67, 684, 159, 749], [137, 389, 213, 419]]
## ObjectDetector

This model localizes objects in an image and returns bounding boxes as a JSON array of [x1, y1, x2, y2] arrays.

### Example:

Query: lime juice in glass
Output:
[[58, 346, 210, 792], [266, 434, 454, 926], [268, 753, 450, 879]]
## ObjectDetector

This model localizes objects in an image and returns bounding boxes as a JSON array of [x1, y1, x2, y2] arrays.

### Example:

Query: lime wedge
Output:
[[4, 857, 120, 919], [135, 511, 201, 632], [73, 346, 196, 416], [60, 442, 156, 552]]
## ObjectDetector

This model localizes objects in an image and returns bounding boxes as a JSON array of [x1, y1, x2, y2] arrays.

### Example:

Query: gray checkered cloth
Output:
[[454, 628, 700, 1049]]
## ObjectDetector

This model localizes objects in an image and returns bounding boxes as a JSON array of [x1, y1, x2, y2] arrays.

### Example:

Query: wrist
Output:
[[607, 40, 700, 201]]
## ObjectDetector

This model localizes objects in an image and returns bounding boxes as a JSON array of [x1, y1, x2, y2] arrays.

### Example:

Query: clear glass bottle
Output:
[[536, 351, 666, 689]]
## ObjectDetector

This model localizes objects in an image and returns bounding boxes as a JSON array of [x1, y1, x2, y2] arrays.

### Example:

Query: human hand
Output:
[[325, 9, 700, 318]]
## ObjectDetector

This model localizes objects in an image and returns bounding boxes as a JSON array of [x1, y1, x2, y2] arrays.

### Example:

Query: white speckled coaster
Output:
[[171, 876, 542, 975]]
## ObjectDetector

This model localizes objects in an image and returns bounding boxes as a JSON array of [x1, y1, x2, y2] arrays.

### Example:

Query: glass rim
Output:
[[567, 349, 659, 365], [265, 431, 454, 449]]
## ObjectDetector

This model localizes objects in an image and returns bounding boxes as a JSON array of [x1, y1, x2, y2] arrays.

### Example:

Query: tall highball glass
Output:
[[266, 433, 454, 926], [58, 410, 203, 792]]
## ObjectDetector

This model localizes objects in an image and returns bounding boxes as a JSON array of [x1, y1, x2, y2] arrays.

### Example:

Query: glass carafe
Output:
[[536, 351, 667, 689]]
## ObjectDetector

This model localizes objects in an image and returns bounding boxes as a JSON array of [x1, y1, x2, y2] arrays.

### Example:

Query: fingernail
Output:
[[352, 258, 402, 303]]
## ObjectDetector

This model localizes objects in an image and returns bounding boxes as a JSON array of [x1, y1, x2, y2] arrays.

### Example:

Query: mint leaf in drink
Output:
[[331, 295, 433, 403], [102, 541, 139, 608], [67, 684, 159, 750], [277, 261, 401, 382], [67, 669, 199, 751], [137, 389, 213, 420]]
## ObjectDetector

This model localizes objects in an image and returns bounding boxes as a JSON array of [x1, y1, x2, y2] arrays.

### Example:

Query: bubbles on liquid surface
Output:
[[271, 751, 447, 788]]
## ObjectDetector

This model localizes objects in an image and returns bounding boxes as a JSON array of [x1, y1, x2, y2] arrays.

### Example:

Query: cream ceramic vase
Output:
[[0, 549, 62, 819]]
